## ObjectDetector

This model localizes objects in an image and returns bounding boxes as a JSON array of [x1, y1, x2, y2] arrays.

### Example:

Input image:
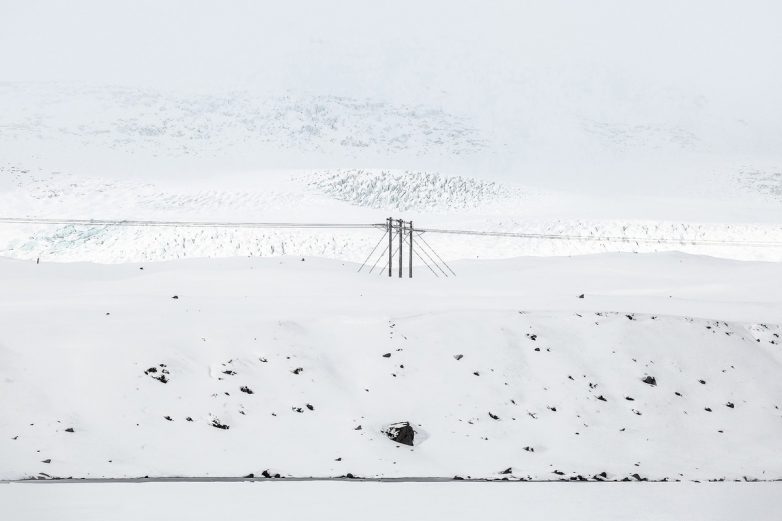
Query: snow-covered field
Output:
[[3, 481, 781, 521], [1, 253, 780, 481], [2, 2, 782, 518]]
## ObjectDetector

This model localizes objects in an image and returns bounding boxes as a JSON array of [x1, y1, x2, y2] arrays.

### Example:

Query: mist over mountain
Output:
[[2, 0, 781, 196]]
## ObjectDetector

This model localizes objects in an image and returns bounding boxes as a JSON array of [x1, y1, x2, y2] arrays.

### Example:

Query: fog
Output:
[[1, 0, 781, 191]]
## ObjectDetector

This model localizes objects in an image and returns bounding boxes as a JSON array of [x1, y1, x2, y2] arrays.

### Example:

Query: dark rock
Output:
[[292, 367, 303, 375], [244, 473, 254, 478], [726, 402, 735, 408], [261, 470, 272, 478], [222, 370, 236, 376], [597, 395, 607, 402], [642, 376, 657, 386], [383, 422, 415, 446], [146, 367, 158, 374], [523, 446, 534, 452], [705, 407, 712, 412], [240, 386, 253, 394], [500, 467, 512, 474], [699, 379, 706, 384], [382, 353, 391, 358], [172, 295, 179, 299], [453, 354, 463, 361], [186, 417, 193, 422], [578, 294, 585, 299], [453, 475, 464, 480], [64, 428, 74, 433], [154, 374, 168, 384], [345, 473, 356, 479], [488, 412, 500, 420], [292, 407, 303, 413], [306, 404, 314, 411], [625, 396, 635, 401], [164, 416, 173, 421], [552, 470, 564, 476], [210, 419, 229, 430], [354, 425, 362, 431], [42, 459, 51, 464]]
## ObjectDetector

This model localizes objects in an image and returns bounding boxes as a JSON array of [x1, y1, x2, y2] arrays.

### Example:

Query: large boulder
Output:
[[383, 422, 415, 446]]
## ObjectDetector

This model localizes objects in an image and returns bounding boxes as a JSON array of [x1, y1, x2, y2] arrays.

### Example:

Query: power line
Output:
[[403, 235, 439, 278], [3, 217, 779, 248], [415, 232, 456, 276], [413, 234, 450, 277], [379, 236, 401, 276], [373, 230, 399, 275], [357, 230, 388, 273], [0, 217, 385, 230], [416, 227, 782, 248]]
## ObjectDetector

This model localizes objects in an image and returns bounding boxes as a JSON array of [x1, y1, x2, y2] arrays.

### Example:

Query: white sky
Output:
[[1, 0, 781, 188], [2, 0, 780, 103]]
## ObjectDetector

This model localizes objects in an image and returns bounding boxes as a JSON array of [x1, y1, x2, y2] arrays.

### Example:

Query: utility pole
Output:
[[387, 217, 392, 277], [397, 219, 403, 278], [408, 221, 413, 278]]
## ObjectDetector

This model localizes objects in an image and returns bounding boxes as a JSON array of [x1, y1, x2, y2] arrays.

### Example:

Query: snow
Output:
[[1, 165, 781, 263], [0, 6, 781, 518], [2, 481, 781, 521], [306, 170, 515, 211], [1, 253, 780, 481]]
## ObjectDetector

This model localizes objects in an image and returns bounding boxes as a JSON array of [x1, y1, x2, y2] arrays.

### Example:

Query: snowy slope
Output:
[[1, 253, 781, 481]]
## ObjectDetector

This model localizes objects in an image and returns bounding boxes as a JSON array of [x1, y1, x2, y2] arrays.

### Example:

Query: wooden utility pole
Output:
[[387, 217, 393, 277], [408, 221, 413, 278], [398, 219, 403, 278]]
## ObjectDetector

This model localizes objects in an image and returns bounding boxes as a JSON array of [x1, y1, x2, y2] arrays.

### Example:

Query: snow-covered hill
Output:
[[1, 253, 781, 481], [0, 84, 485, 164]]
